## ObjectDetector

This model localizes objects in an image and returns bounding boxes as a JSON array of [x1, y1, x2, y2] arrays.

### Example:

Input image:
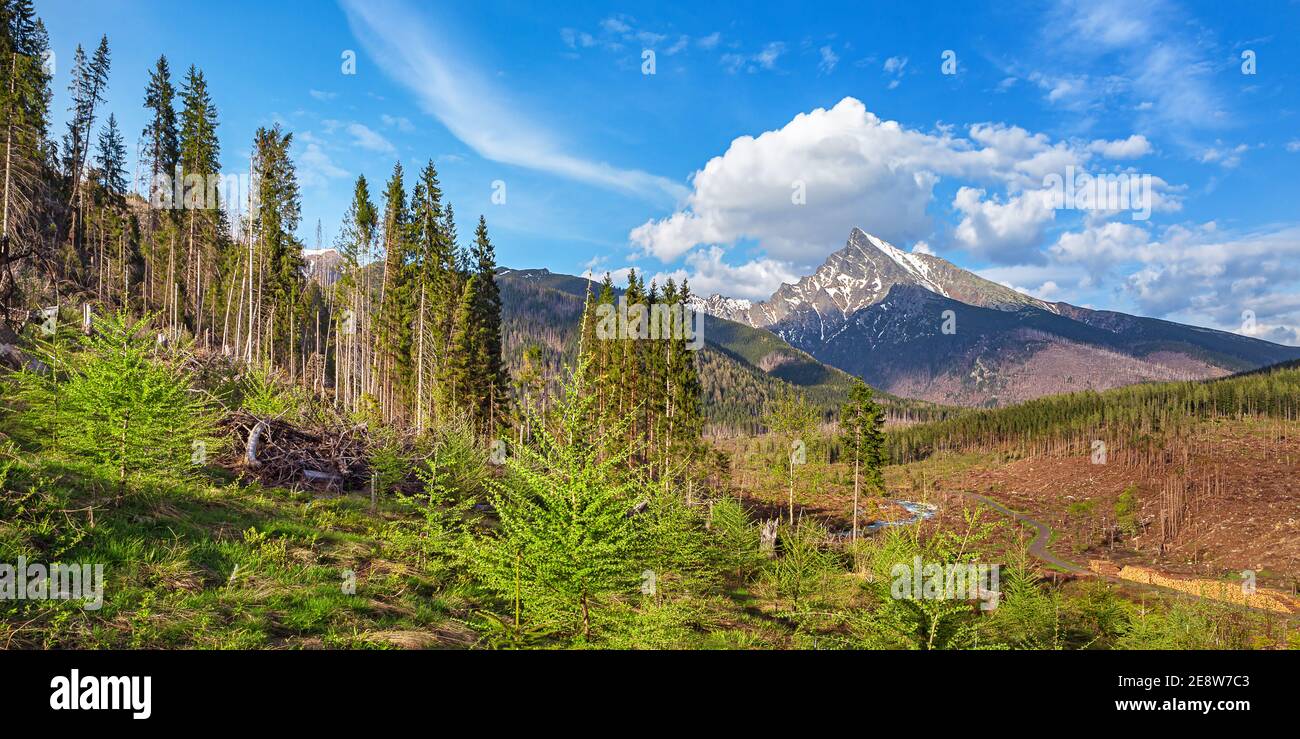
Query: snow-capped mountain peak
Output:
[[691, 226, 1052, 347]]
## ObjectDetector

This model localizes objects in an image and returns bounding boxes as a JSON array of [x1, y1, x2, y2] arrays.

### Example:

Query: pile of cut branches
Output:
[[218, 410, 370, 490]]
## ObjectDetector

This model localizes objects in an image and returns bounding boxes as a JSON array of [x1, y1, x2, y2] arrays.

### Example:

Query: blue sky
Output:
[[46, 0, 1300, 343]]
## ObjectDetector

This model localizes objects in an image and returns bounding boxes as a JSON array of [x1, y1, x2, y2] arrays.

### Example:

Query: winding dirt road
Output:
[[961, 492, 1090, 574]]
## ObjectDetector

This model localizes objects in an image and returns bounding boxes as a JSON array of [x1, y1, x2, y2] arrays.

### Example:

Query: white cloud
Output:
[[697, 32, 721, 50], [1287, 140, 1300, 153], [380, 114, 415, 132], [882, 56, 908, 89], [631, 97, 1118, 267], [345, 122, 396, 155], [1009, 280, 1060, 300], [952, 187, 1056, 263], [722, 42, 786, 74], [635, 30, 667, 47], [1088, 134, 1151, 159], [979, 263, 1086, 300], [1122, 225, 1300, 340], [599, 16, 631, 34], [296, 133, 349, 188], [560, 28, 596, 49], [1026, 219, 1300, 344], [342, 0, 684, 202], [665, 35, 689, 56], [1048, 220, 1153, 275], [309, 89, 337, 101], [652, 246, 800, 301], [1040, 0, 1229, 132], [754, 42, 785, 70], [818, 45, 838, 75], [1199, 142, 1249, 168], [882, 56, 908, 74]]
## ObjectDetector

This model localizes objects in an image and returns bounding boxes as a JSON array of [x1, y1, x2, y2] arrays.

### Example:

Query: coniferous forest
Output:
[[2, 1, 1300, 689]]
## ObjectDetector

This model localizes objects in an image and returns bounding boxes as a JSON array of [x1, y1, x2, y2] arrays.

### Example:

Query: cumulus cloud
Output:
[[1088, 134, 1151, 159], [651, 247, 800, 301], [1124, 225, 1300, 326], [627, 96, 1215, 306], [629, 96, 1114, 266], [1048, 220, 1152, 276], [952, 187, 1056, 263], [1032, 220, 1300, 344]]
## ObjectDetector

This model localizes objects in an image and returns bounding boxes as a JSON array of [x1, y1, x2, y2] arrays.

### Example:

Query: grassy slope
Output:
[[0, 459, 474, 649]]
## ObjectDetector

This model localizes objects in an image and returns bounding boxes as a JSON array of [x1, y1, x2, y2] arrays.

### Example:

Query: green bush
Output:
[[11, 310, 218, 493]]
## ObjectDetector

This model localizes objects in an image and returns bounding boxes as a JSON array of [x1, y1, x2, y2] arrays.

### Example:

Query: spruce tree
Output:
[[14, 310, 218, 495], [594, 273, 617, 426], [61, 37, 110, 273], [251, 124, 304, 371], [448, 273, 482, 423], [1, 0, 54, 303], [94, 112, 126, 196], [176, 65, 226, 341], [178, 65, 219, 185], [141, 55, 178, 205], [374, 162, 413, 422], [471, 215, 508, 438], [840, 378, 886, 541], [469, 352, 641, 639]]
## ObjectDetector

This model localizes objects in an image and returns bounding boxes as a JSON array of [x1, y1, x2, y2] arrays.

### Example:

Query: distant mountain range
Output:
[[692, 228, 1300, 407], [495, 267, 951, 432]]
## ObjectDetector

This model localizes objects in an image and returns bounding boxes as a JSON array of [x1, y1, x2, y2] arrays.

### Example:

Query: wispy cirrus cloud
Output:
[[341, 0, 685, 203], [1035, 0, 1232, 135]]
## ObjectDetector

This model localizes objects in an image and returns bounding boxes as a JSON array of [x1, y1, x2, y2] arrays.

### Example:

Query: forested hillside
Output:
[[888, 359, 1300, 463]]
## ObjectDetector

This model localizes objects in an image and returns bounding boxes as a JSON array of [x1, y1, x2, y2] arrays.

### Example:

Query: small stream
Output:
[[829, 500, 937, 539]]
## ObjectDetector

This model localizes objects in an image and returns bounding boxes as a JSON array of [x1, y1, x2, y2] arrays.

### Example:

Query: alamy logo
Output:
[[0, 558, 103, 610], [1041, 165, 1153, 221], [49, 670, 151, 720], [594, 297, 704, 350], [149, 165, 258, 212]]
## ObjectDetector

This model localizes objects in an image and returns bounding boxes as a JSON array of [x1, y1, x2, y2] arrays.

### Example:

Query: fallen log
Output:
[[246, 420, 269, 467]]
